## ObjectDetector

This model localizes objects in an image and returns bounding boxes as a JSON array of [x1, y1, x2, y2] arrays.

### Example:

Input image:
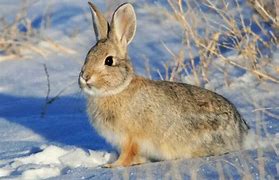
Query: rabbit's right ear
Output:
[[110, 3, 136, 47], [88, 2, 109, 41]]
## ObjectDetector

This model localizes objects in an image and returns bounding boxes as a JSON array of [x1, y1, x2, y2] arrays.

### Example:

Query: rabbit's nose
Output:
[[84, 74, 91, 82], [80, 72, 90, 82], [79, 72, 90, 87]]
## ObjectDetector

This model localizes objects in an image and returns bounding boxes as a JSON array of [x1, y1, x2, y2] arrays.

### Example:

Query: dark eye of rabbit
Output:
[[105, 56, 113, 66]]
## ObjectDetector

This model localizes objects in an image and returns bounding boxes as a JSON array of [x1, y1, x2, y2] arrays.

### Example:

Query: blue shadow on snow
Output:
[[0, 93, 113, 152]]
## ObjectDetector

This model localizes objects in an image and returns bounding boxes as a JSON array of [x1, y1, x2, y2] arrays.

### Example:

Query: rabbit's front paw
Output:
[[102, 162, 120, 168], [102, 155, 148, 168]]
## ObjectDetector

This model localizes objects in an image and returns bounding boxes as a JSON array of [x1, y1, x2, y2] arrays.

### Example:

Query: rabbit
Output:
[[78, 2, 249, 168]]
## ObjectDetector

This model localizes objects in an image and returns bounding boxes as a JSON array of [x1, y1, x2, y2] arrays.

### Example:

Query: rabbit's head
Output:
[[79, 2, 136, 96]]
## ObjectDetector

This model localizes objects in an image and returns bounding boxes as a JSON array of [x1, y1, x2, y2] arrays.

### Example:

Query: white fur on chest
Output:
[[87, 97, 125, 150], [91, 117, 124, 150]]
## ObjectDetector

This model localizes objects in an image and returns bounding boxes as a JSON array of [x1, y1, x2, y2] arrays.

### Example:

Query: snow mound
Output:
[[0, 145, 117, 179]]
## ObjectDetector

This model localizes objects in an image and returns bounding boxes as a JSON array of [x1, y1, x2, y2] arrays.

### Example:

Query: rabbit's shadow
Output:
[[0, 93, 113, 151]]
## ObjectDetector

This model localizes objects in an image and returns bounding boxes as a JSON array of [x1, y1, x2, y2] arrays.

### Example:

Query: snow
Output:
[[0, 0, 278, 179], [0, 145, 116, 179], [21, 167, 61, 180]]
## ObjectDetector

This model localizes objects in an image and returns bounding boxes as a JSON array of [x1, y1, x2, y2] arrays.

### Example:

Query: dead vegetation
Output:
[[0, 0, 76, 62], [143, 0, 279, 87], [247, 0, 279, 31]]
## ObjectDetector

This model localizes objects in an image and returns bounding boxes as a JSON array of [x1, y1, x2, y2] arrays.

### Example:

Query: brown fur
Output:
[[79, 3, 249, 167]]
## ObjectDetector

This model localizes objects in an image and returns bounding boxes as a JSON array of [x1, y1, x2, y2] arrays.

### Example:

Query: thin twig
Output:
[[41, 63, 77, 118], [41, 64, 50, 118]]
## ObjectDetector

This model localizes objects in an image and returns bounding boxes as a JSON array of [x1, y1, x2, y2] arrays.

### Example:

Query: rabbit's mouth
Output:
[[79, 76, 97, 94], [79, 75, 106, 96]]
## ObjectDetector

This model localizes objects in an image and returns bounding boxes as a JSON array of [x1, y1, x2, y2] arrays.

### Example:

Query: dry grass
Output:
[[143, 0, 278, 86], [247, 0, 279, 30], [0, 0, 76, 61]]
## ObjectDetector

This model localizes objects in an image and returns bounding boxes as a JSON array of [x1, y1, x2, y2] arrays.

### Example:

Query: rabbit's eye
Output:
[[105, 56, 113, 66]]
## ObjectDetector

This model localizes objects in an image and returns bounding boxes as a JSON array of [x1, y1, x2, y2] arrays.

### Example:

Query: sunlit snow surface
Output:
[[0, 0, 278, 179]]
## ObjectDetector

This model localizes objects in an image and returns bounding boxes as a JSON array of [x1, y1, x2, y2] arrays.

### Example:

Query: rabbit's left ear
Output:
[[88, 2, 109, 41], [110, 3, 136, 47]]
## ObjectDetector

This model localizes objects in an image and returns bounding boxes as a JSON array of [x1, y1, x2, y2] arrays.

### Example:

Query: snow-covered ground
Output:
[[0, 0, 278, 179]]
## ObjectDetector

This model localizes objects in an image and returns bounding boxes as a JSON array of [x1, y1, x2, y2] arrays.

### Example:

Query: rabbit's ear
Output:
[[88, 2, 109, 41], [110, 3, 136, 46]]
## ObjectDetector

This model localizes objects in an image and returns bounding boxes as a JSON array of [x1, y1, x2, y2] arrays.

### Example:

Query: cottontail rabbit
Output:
[[79, 2, 249, 168]]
